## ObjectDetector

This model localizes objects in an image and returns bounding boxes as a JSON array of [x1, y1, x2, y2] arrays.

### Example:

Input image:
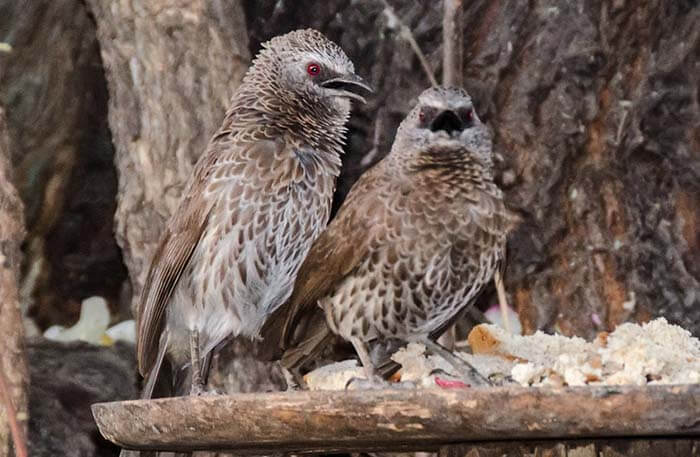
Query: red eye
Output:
[[461, 108, 474, 123], [419, 110, 426, 122], [306, 63, 320, 76]]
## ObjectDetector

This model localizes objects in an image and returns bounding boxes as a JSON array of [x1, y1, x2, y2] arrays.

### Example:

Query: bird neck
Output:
[[404, 145, 497, 193], [222, 78, 349, 159]]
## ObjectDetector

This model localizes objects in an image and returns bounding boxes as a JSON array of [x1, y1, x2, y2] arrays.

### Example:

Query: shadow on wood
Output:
[[92, 385, 700, 454]]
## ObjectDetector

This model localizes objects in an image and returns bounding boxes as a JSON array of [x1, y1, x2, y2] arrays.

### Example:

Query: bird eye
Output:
[[460, 108, 474, 124], [306, 63, 321, 76]]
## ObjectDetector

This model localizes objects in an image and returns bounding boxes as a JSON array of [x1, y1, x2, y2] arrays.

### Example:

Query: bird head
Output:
[[391, 86, 493, 167], [250, 29, 372, 115]]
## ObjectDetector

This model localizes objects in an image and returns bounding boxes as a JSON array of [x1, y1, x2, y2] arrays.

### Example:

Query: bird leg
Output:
[[494, 270, 511, 333], [189, 329, 205, 395], [420, 338, 491, 386], [280, 364, 304, 391], [346, 337, 391, 389]]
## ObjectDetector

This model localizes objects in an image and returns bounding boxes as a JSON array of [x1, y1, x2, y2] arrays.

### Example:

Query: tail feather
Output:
[[281, 324, 333, 370]]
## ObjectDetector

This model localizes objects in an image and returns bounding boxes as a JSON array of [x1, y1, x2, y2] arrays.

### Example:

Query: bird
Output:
[[134, 28, 371, 399], [267, 86, 509, 385]]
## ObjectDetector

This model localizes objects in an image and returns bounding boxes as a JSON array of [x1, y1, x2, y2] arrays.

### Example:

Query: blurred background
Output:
[[0, 1, 698, 456]]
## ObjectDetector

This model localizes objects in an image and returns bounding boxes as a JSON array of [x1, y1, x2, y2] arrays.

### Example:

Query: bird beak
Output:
[[429, 110, 464, 136], [321, 74, 373, 104]]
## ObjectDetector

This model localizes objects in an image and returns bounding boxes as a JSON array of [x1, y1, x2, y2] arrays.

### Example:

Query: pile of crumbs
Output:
[[303, 318, 700, 390]]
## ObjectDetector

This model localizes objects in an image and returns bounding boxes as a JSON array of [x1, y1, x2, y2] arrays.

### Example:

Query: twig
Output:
[[361, 108, 385, 167], [380, 0, 438, 87], [0, 367, 28, 457], [442, 0, 463, 87]]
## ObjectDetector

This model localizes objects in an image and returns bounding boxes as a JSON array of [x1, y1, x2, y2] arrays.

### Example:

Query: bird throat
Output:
[[226, 82, 348, 160]]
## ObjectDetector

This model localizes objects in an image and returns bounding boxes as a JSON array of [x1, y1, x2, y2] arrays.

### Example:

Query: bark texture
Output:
[[0, 107, 28, 457], [244, 0, 700, 337], [0, 0, 126, 329]]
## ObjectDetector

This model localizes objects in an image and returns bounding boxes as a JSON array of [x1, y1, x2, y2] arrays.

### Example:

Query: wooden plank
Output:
[[92, 385, 700, 454]]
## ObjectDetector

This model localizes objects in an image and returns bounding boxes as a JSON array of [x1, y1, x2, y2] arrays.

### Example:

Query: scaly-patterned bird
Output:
[[270, 86, 508, 384], [136, 29, 371, 398]]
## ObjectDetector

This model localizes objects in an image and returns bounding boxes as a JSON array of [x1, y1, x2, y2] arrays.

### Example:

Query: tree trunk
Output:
[[0, 0, 126, 329], [0, 107, 29, 457]]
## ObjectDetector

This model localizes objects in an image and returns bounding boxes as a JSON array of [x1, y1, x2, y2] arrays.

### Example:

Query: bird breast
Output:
[[326, 185, 507, 342], [172, 148, 337, 350]]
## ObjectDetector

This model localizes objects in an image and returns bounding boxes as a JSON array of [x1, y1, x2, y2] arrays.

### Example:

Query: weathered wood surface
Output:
[[93, 385, 700, 454]]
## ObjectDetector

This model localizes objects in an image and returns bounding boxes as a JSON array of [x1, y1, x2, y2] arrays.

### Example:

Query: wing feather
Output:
[[136, 195, 211, 376], [262, 164, 394, 356], [136, 138, 285, 376]]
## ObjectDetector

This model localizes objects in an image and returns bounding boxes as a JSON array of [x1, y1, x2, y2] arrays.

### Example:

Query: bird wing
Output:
[[136, 189, 212, 377], [270, 164, 393, 353], [136, 137, 285, 377]]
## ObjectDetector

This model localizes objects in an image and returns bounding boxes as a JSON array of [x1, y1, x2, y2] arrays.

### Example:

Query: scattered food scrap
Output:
[[304, 318, 700, 390]]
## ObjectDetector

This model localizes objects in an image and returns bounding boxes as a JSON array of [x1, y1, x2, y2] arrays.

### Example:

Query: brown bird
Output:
[[136, 29, 371, 398], [270, 86, 508, 384]]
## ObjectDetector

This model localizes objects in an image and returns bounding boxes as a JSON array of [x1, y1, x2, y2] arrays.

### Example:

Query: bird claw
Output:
[[345, 375, 391, 390], [429, 367, 490, 387], [190, 384, 222, 396], [284, 383, 302, 392]]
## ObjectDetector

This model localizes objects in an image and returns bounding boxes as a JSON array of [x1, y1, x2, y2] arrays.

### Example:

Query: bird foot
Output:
[[284, 381, 303, 392], [429, 367, 491, 387], [190, 384, 222, 396], [282, 368, 304, 391], [345, 375, 392, 390]]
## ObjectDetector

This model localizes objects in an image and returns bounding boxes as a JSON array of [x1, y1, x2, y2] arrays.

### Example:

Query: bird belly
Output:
[[165, 274, 234, 368], [326, 237, 502, 344], [188, 179, 330, 345]]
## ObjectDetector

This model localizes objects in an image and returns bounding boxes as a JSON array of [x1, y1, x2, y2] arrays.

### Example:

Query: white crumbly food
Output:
[[304, 359, 364, 390], [303, 318, 700, 390]]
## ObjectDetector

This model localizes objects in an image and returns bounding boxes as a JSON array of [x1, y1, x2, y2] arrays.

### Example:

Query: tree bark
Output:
[[0, 107, 29, 457], [0, 0, 126, 329]]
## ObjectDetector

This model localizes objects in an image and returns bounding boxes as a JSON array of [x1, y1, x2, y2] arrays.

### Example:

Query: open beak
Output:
[[429, 110, 464, 136], [321, 74, 373, 104]]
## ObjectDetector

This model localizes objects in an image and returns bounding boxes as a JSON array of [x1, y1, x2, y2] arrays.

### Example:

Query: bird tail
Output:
[[281, 323, 333, 371]]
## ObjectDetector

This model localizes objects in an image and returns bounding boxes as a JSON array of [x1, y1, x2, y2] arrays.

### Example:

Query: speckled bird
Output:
[[273, 87, 508, 382], [136, 29, 371, 397]]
